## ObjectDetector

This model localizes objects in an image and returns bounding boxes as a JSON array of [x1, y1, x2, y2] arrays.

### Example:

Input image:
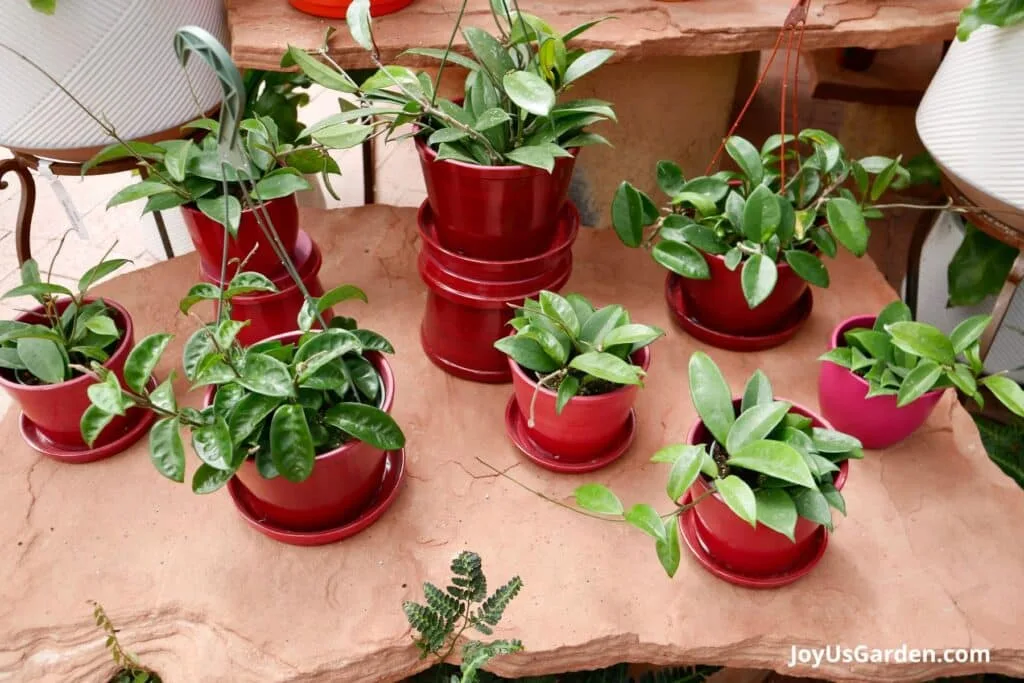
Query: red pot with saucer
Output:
[[289, 0, 414, 18], [0, 298, 154, 461]]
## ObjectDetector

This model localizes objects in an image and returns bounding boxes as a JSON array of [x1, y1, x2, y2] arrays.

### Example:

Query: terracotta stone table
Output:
[[3, 206, 1023, 683]]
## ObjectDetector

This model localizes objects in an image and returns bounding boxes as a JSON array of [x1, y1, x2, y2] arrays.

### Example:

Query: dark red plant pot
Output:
[[201, 231, 331, 347], [0, 298, 141, 450], [288, 0, 413, 18], [182, 194, 300, 280], [818, 315, 945, 449], [416, 137, 578, 260], [509, 347, 651, 462], [672, 251, 810, 336], [686, 399, 849, 576], [205, 341, 394, 532]]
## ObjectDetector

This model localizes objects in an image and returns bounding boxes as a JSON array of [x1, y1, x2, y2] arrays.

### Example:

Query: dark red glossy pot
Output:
[[418, 202, 577, 383], [288, 0, 413, 18], [686, 399, 849, 576], [201, 231, 331, 347], [672, 251, 810, 336], [182, 195, 300, 280], [818, 315, 944, 449], [416, 137, 577, 260], [509, 347, 651, 461], [0, 298, 141, 449], [206, 340, 393, 532]]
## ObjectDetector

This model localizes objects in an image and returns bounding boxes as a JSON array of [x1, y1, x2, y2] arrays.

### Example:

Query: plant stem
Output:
[[431, 0, 470, 107]]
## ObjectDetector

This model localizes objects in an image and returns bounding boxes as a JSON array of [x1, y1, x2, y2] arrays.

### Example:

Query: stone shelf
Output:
[[3, 206, 1023, 682], [226, 0, 964, 71]]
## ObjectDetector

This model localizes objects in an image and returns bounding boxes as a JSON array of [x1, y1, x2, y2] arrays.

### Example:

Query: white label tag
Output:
[[37, 160, 89, 240]]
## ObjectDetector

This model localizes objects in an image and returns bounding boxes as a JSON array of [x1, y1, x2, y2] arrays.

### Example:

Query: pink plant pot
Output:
[[204, 341, 393, 532], [818, 315, 945, 450], [509, 347, 651, 461], [686, 399, 849, 576]]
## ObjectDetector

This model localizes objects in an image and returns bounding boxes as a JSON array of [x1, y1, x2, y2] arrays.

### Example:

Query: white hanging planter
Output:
[[916, 23, 1024, 231], [0, 0, 226, 159]]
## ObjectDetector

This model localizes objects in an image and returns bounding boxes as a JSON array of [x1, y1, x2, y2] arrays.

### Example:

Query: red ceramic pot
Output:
[[418, 202, 578, 383], [289, 0, 413, 18], [672, 251, 810, 336], [0, 298, 141, 449], [202, 231, 331, 347], [686, 399, 849, 576], [206, 341, 394, 531], [818, 315, 945, 449], [416, 137, 578, 260], [182, 195, 300, 280], [509, 347, 651, 461]]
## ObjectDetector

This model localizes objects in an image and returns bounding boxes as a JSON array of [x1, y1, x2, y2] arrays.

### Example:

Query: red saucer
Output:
[[200, 229, 315, 287], [227, 448, 406, 546], [665, 274, 813, 352], [504, 396, 636, 474], [677, 491, 829, 588], [19, 378, 158, 463]]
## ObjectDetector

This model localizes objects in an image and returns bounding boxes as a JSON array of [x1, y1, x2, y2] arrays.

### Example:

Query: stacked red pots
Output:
[[185, 196, 332, 345]]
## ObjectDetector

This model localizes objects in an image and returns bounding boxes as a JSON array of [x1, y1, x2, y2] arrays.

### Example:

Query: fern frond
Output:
[[475, 576, 523, 629], [424, 581, 464, 623], [459, 639, 524, 683], [449, 551, 487, 602], [403, 601, 449, 657]]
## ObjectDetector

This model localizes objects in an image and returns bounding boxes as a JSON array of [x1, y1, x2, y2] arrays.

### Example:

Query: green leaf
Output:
[[811, 427, 863, 453], [870, 157, 901, 201], [624, 503, 666, 542], [84, 316, 118, 337], [715, 475, 756, 527], [574, 483, 623, 516], [981, 375, 1024, 418], [946, 224, 1019, 307], [504, 145, 555, 173], [191, 416, 234, 470], [123, 333, 172, 393], [322, 402, 405, 449], [17, 337, 66, 384], [78, 259, 131, 294], [655, 525, 681, 577], [564, 48, 614, 83], [874, 300, 912, 330], [724, 247, 742, 271], [727, 440, 816, 488], [886, 321, 956, 365], [946, 364, 978, 398], [270, 404, 316, 482], [555, 374, 579, 414], [158, 139, 192, 183], [149, 377, 177, 412], [473, 107, 511, 132], [283, 45, 357, 93], [238, 353, 294, 398], [569, 351, 642, 385], [600, 323, 663, 350], [741, 253, 778, 309], [106, 180, 175, 209], [726, 401, 792, 454], [80, 405, 114, 447], [191, 464, 234, 494], [666, 445, 704, 500], [149, 417, 185, 482], [725, 136, 763, 186], [228, 393, 283, 443], [784, 250, 829, 288], [579, 305, 626, 346], [896, 360, 942, 407], [462, 25, 514, 86], [503, 70, 556, 117], [688, 351, 735, 446], [741, 369, 773, 412], [2, 281, 73, 300], [493, 335, 561, 372], [742, 185, 781, 242], [950, 314, 991, 354], [346, 0, 374, 51], [611, 182, 645, 248], [656, 161, 685, 196], [845, 329, 891, 361], [652, 241, 710, 279], [179, 283, 221, 314], [793, 488, 833, 530], [754, 489, 797, 541], [826, 197, 869, 257], [252, 168, 310, 201], [196, 195, 242, 238], [225, 272, 278, 298], [182, 327, 217, 382], [539, 290, 580, 336], [294, 329, 360, 381], [565, 293, 594, 327]]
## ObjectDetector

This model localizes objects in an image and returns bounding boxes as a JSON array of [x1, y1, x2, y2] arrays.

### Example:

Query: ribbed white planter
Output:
[[0, 0, 226, 157], [917, 24, 1024, 229]]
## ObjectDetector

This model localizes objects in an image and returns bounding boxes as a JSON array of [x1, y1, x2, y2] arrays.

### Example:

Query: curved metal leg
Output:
[[0, 156, 36, 265], [905, 208, 941, 317], [979, 254, 1024, 361]]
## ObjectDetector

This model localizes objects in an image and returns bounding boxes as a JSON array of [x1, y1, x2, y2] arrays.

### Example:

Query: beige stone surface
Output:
[[227, 0, 964, 71], [2, 206, 1023, 683]]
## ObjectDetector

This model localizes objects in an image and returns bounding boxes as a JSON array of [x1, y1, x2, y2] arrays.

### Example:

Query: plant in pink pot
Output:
[[818, 300, 1024, 449]]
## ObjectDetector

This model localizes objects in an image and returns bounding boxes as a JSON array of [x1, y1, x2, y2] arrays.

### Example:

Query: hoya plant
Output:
[[0, 242, 130, 384], [80, 277, 405, 493], [575, 351, 862, 576], [958, 0, 1024, 39], [283, 0, 616, 172], [820, 300, 1024, 416], [493, 291, 663, 414], [611, 130, 912, 309]]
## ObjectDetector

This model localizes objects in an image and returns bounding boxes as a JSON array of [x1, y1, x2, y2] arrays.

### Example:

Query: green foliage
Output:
[[405, 551, 524, 683], [818, 300, 1024, 418], [576, 352, 861, 577], [28, 0, 56, 14], [89, 601, 162, 683], [243, 69, 313, 145], [287, 0, 616, 170], [0, 240, 129, 385], [409, 661, 720, 683], [958, 0, 1024, 39], [493, 291, 663, 416], [946, 223, 1019, 307], [80, 280, 405, 492], [974, 414, 1024, 488], [611, 131, 913, 308]]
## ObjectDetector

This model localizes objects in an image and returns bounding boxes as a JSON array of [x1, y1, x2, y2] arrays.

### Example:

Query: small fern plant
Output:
[[89, 601, 161, 683], [404, 551, 524, 683]]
